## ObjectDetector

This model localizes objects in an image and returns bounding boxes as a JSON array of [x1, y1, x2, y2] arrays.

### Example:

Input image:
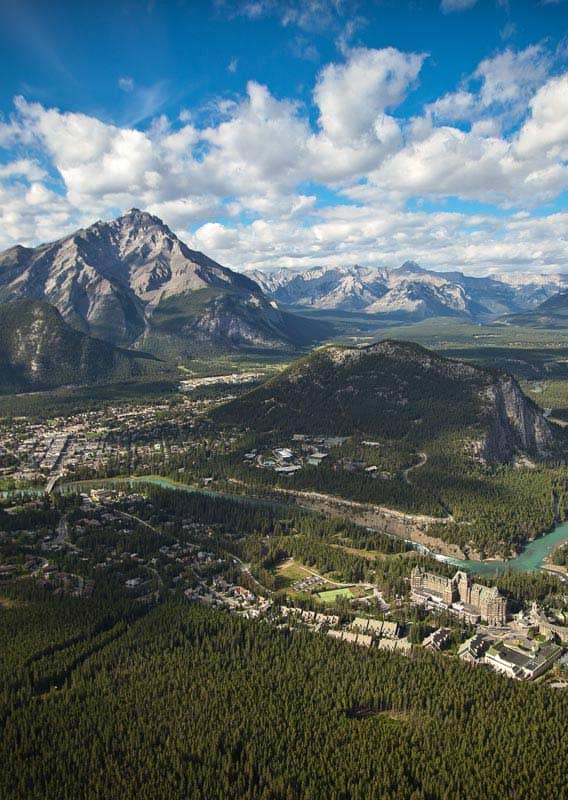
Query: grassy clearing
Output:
[[349, 585, 372, 599], [275, 559, 313, 583], [331, 542, 389, 561], [522, 379, 568, 419], [0, 597, 22, 609]]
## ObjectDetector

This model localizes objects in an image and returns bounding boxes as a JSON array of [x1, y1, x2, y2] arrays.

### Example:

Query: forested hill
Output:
[[0, 299, 158, 393], [213, 340, 556, 463]]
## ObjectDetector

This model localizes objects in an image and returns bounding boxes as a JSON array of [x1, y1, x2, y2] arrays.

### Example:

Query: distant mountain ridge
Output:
[[499, 289, 568, 329], [0, 210, 329, 359], [246, 262, 567, 322], [0, 299, 155, 394]]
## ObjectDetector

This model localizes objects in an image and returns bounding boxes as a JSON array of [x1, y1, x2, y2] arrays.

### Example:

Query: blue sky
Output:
[[0, 0, 567, 275]]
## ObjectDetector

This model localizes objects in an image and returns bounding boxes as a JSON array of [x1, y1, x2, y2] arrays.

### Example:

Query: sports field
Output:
[[317, 587, 353, 603]]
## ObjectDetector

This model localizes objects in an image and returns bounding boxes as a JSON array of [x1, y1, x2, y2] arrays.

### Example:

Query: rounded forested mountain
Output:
[[213, 340, 556, 463]]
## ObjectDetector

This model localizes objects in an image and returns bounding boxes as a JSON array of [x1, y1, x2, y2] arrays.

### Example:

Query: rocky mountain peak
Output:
[[0, 211, 326, 356], [396, 260, 427, 274]]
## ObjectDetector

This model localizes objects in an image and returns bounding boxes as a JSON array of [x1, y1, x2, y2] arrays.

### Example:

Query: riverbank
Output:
[[53, 474, 568, 578]]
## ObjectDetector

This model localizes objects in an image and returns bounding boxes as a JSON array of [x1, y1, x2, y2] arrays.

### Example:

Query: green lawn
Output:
[[317, 587, 353, 603]]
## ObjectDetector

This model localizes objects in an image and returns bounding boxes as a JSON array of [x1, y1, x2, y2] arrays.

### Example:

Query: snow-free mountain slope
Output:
[[499, 290, 568, 329], [0, 298, 155, 393], [214, 340, 555, 464], [0, 210, 328, 357]]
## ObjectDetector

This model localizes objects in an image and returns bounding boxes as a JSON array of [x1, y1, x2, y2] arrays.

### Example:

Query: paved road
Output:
[[46, 472, 63, 494], [54, 516, 67, 545], [402, 452, 428, 485], [53, 513, 78, 551], [230, 553, 272, 595], [115, 509, 162, 535], [300, 563, 374, 592]]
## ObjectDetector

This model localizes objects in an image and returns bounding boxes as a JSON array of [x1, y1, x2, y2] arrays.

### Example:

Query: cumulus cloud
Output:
[[425, 90, 476, 123], [474, 45, 552, 112], [1, 42, 568, 276], [426, 45, 554, 126], [515, 73, 568, 158], [191, 205, 568, 276], [0, 159, 45, 182], [314, 47, 425, 145]]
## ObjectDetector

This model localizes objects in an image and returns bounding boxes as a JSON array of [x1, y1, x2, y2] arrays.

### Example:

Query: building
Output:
[[377, 637, 412, 656], [423, 627, 452, 651], [327, 630, 372, 647], [458, 633, 490, 663], [485, 640, 562, 680], [410, 566, 507, 626], [350, 618, 400, 638]]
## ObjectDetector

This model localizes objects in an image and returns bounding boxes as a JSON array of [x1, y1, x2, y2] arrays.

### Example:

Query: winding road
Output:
[[402, 452, 428, 485]]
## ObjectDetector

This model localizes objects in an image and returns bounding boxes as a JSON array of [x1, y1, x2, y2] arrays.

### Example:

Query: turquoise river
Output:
[[53, 475, 568, 579]]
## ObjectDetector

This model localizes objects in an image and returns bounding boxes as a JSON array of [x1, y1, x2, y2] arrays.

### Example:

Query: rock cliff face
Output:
[[480, 376, 553, 463], [214, 339, 557, 464], [0, 210, 326, 356]]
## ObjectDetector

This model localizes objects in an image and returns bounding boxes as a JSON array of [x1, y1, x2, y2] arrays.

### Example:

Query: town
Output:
[[1, 478, 567, 686]]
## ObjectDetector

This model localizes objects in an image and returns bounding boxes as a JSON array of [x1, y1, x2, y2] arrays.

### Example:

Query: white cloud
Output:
[[314, 47, 425, 145], [228, 58, 238, 73], [474, 45, 552, 110], [440, 0, 478, 12], [426, 45, 554, 126], [190, 205, 568, 276], [118, 76, 135, 92], [228, 0, 360, 32], [426, 90, 476, 122], [1, 43, 568, 277], [0, 159, 45, 182], [515, 73, 568, 158], [193, 221, 240, 251]]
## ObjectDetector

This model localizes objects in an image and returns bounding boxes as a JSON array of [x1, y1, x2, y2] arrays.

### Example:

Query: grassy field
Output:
[[521, 379, 568, 420], [317, 587, 353, 603], [177, 353, 291, 378]]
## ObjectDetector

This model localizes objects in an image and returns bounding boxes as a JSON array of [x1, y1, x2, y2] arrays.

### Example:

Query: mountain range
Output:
[[246, 262, 568, 321], [1, 209, 567, 395], [0, 209, 328, 362]]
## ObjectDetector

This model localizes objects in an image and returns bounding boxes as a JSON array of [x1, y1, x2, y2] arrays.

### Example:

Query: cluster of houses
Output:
[[243, 435, 397, 479], [244, 443, 331, 475], [179, 372, 265, 392], [327, 616, 412, 652], [0, 398, 216, 488]]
